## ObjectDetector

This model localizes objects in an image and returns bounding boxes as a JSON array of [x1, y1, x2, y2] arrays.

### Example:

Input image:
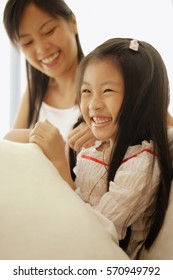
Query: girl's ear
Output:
[[71, 14, 78, 34]]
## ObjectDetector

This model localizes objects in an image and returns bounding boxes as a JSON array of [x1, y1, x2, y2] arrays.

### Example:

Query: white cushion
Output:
[[0, 140, 128, 260]]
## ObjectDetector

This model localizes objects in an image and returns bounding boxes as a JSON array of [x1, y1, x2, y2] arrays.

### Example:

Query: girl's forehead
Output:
[[87, 55, 119, 67], [84, 57, 121, 74], [82, 58, 124, 88]]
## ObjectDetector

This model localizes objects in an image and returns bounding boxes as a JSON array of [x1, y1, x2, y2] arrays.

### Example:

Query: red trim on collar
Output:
[[81, 155, 109, 166], [81, 148, 154, 166]]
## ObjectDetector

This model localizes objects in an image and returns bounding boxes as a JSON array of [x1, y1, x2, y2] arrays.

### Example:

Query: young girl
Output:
[[3, 0, 95, 151], [29, 38, 173, 259]]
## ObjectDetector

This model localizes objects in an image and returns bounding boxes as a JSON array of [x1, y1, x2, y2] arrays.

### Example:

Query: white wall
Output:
[[0, 0, 10, 137], [1, 0, 173, 138]]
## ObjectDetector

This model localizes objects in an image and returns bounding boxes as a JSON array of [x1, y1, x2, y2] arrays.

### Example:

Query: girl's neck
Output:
[[96, 139, 113, 152]]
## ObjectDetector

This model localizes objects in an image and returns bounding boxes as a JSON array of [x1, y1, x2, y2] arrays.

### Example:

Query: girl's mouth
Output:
[[91, 116, 112, 127]]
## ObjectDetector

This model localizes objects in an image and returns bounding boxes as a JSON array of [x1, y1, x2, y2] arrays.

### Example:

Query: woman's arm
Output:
[[167, 112, 173, 127], [3, 129, 30, 143], [3, 87, 30, 143], [12, 87, 30, 129]]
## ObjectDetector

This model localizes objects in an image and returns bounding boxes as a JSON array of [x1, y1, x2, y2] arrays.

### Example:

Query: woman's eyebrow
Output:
[[39, 18, 57, 31], [19, 18, 56, 38]]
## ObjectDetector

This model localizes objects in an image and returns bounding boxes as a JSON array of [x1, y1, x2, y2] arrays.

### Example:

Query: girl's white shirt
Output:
[[38, 102, 80, 141], [74, 140, 160, 259]]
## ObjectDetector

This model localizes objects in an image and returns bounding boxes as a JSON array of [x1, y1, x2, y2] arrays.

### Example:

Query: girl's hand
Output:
[[29, 120, 65, 165], [68, 122, 97, 152], [29, 120, 75, 189]]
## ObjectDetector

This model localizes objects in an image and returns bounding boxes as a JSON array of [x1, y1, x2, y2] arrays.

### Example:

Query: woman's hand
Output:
[[68, 122, 96, 152]]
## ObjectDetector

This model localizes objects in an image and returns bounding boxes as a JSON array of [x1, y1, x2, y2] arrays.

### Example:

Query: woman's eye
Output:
[[21, 41, 33, 47], [45, 28, 56, 35]]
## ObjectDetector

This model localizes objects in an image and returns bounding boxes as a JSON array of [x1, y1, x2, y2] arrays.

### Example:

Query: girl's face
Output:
[[80, 59, 124, 141], [18, 3, 78, 79]]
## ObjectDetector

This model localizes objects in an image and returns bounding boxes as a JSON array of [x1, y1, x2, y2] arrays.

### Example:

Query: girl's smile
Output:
[[90, 115, 113, 128]]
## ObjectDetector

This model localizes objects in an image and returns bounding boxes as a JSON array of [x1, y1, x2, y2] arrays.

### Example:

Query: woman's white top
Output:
[[74, 140, 160, 259], [38, 102, 80, 141]]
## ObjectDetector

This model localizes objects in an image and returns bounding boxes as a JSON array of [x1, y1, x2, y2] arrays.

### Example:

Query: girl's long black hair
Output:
[[3, 0, 84, 127], [76, 38, 173, 250]]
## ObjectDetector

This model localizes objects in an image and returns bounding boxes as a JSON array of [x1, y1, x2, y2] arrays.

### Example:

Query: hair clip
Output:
[[129, 39, 139, 51]]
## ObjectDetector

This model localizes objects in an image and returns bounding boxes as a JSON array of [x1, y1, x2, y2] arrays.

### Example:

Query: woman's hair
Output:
[[3, 0, 84, 126], [76, 37, 173, 250]]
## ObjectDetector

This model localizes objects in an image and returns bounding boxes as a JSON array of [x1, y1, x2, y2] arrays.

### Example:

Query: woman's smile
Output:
[[41, 51, 61, 68]]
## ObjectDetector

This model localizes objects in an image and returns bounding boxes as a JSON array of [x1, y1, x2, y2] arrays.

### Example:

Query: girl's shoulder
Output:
[[125, 140, 154, 159], [77, 140, 155, 165], [76, 140, 112, 169], [78, 139, 113, 158], [120, 140, 158, 173]]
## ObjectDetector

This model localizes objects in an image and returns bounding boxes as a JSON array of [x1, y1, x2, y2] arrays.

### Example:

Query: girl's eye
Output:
[[103, 88, 113, 93], [81, 89, 91, 94]]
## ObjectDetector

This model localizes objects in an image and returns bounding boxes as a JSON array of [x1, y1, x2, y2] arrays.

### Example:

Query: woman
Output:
[[3, 0, 96, 152]]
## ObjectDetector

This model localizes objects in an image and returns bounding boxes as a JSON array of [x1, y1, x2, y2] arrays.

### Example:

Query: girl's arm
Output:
[[68, 111, 173, 152], [84, 147, 160, 240], [29, 120, 75, 190], [68, 121, 97, 152]]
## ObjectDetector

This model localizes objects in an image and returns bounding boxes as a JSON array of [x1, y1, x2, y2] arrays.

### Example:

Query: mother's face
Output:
[[18, 3, 78, 79]]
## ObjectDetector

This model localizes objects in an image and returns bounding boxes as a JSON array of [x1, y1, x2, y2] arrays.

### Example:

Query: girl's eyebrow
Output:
[[82, 81, 122, 87], [100, 81, 122, 86], [82, 81, 91, 85], [19, 19, 56, 38]]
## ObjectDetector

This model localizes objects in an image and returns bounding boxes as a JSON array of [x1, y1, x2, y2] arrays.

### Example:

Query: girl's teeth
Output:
[[42, 52, 59, 64], [92, 117, 112, 124]]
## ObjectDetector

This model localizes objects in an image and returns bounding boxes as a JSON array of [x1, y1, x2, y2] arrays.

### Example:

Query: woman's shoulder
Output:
[[40, 102, 79, 113], [38, 102, 80, 123]]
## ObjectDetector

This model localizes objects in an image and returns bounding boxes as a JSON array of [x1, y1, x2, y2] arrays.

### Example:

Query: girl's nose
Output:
[[88, 96, 104, 111]]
